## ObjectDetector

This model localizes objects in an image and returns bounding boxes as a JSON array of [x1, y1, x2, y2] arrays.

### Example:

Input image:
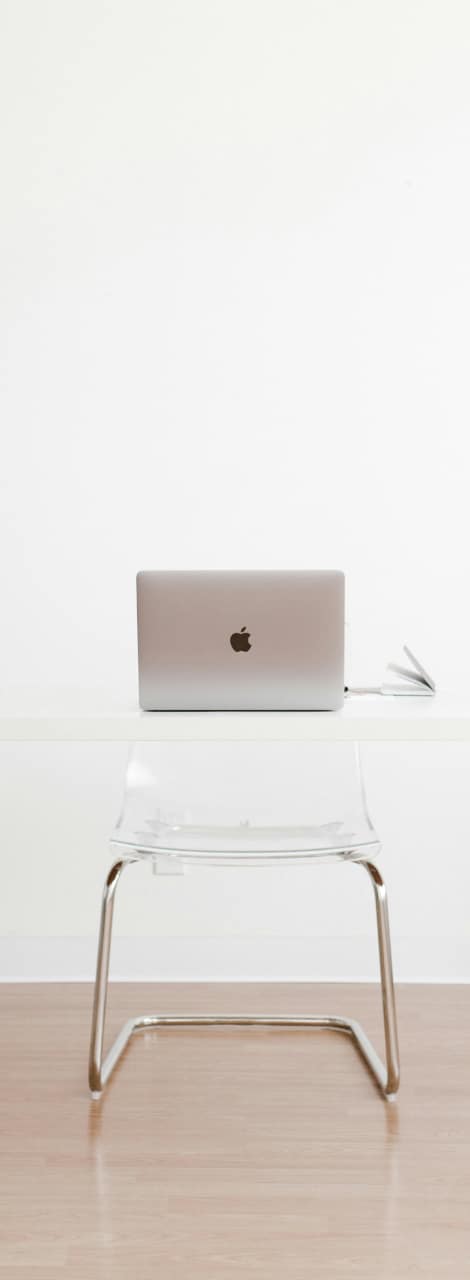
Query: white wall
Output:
[[1, 0, 470, 979]]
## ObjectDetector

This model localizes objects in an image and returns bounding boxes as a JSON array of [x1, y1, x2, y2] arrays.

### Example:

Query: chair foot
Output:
[[89, 1011, 396, 1101]]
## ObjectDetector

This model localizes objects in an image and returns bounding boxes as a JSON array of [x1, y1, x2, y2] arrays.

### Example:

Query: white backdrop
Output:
[[1, 0, 470, 979]]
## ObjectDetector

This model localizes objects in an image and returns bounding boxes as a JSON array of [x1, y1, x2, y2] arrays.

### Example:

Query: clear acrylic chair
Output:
[[89, 741, 400, 1101]]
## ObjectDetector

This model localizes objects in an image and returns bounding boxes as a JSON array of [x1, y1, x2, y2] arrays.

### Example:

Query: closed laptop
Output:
[[136, 569, 345, 711]]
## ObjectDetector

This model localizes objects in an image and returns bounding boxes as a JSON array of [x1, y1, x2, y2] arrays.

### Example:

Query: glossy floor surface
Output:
[[1, 983, 469, 1278]]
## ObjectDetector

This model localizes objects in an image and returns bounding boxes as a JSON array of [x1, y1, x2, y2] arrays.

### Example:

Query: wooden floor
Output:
[[1, 984, 469, 1278]]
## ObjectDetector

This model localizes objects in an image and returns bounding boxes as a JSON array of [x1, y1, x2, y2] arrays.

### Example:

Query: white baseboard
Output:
[[1, 935, 469, 982]]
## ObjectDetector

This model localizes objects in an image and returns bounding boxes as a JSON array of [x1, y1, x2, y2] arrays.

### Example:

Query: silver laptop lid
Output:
[[137, 570, 345, 711]]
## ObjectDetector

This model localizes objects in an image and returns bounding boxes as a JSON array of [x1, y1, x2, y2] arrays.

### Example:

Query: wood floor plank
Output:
[[0, 983, 469, 1277]]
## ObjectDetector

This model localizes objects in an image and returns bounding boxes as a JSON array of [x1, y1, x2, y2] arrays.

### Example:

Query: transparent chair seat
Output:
[[111, 741, 380, 864]]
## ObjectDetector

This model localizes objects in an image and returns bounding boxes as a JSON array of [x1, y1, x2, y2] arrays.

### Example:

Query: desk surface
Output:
[[0, 693, 468, 741]]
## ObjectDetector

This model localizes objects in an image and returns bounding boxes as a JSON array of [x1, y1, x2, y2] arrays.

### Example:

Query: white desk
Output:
[[0, 693, 468, 741]]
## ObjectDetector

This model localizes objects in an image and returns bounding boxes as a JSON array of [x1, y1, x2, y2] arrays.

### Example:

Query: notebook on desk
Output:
[[381, 646, 436, 696], [136, 569, 345, 712]]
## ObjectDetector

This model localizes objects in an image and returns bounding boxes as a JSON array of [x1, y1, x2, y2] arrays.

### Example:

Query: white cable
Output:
[[345, 686, 383, 696]]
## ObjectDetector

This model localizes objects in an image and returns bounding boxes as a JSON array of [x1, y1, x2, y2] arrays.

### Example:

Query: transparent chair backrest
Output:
[[114, 741, 375, 854]]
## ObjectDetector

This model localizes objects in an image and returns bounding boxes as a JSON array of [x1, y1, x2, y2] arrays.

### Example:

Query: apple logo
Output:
[[230, 626, 251, 652]]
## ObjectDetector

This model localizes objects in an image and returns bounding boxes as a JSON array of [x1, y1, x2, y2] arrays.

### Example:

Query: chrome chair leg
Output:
[[89, 857, 400, 1101], [88, 857, 137, 1097], [361, 859, 400, 1097]]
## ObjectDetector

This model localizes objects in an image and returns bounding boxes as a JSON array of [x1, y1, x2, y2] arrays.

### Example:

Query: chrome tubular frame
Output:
[[88, 857, 400, 1101]]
